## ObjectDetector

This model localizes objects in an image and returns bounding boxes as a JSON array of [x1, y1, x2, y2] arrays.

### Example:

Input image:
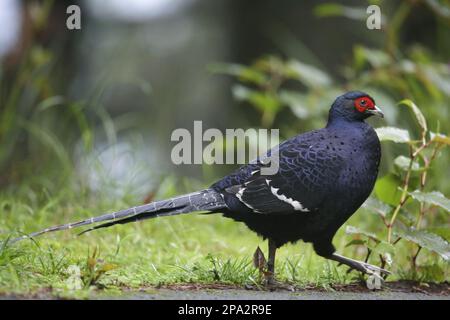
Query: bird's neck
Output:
[[326, 117, 366, 129]]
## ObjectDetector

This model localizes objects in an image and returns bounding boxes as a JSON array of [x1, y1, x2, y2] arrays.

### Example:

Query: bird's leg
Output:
[[329, 253, 391, 277], [262, 239, 294, 291], [265, 239, 277, 285], [251, 241, 293, 291]]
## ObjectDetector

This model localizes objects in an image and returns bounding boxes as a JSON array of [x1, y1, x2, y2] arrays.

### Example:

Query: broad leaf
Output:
[[394, 155, 420, 171], [362, 197, 392, 217], [208, 63, 267, 85], [430, 132, 450, 145], [354, 46, 391, 69], [375, 173, 402, 206], [279, 91, 309, 119], [286, 60, 332, 88], [375, 127, 411, 143], [371, 241, 396, 256], [394, 227, 450, 261], [409, 190, 450, 212], [345, 225, 379, 241], [399, 100, 427, 133], [424, 0, 450, 24], [426, 227, 450, 242], [397, 209, 417, 225], [232, 85, 282, 112]]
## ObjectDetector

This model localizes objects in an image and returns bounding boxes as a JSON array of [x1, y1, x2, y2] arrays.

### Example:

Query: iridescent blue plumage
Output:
[[210, 91, 383, 270]]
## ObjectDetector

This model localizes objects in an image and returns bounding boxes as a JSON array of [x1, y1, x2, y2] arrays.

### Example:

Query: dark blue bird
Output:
[[13, 91, 389, 283]]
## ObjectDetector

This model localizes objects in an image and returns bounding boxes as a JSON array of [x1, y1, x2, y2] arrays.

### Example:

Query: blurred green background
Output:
[[0, 0, 449, 295]]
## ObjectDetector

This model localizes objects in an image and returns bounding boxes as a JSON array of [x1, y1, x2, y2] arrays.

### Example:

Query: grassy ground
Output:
[[0, 180, 448, 299]]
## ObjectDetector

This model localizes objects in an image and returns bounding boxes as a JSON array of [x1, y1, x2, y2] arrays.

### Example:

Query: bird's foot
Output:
[[331, 253, 390, 277], [263, 273, 295, 291], [346, 260, 390, 277], [251, 246, 294, 291]]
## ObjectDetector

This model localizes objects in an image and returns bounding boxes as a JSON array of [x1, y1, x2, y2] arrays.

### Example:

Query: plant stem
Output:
[[387, 145, 414, 243], [411, 246, 422, 272], [387, 124, 438, 242], [415, 143, 441, 228]]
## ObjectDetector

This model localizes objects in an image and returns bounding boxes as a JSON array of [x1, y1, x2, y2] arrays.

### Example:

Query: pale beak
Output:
[[366, 105, 384, 118]]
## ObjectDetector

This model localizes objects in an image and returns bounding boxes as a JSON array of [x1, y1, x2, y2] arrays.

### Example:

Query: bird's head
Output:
[[328, 91, 384, 124]]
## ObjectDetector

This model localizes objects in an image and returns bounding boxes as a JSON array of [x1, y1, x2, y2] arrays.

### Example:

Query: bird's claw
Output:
[[332, 253, 391, 278], [263, 274, 295, 291], [347, 260, 391, 277]]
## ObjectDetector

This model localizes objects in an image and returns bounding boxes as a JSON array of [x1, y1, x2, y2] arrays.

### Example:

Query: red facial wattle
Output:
[[354, 97, 375, 113]]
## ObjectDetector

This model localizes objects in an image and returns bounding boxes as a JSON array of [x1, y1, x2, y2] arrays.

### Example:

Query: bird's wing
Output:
[[222, 138, 345, 214]]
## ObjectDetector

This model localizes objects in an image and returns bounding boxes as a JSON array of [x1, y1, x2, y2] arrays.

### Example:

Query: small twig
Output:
[[411, 246, 422, 271], [415, 142, 441, 228], [387, 145, 415, 242], [387, 131, 436, 242], [364, 248, 372, 263]]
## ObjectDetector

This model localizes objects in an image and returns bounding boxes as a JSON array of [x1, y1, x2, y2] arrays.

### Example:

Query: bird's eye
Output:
[[354, 96, 373, 112]]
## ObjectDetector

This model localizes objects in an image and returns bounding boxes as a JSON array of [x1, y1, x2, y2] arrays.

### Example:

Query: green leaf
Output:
[[36, 96, 66, 112], [232, 85, 282, 112], [208, 63, 267, 85], [252, 55, 295, 79], [286, 60, 332, 88], [375, 127, 411, 143], [362, 197, 392, 217], [279, 91, 309, 119], [425, 227, 450, 242], [354, 46, 391, 69], [99, 263, 118, 272], [409, 190, 450, 212], [375, 174, 402, 206], [314, 3, 345, 16], [424, 0, 450, 20], [314, 4, 368, 21], [430, 132, 450, 145], [345, 225, 380, 242], [397, 209, 417, 225], [394, 155, 420, 171], [399, 99, 427, 133], [371, 241, 396, 256], [394, 227, 450, 261], [422, 64, 450, 96], [345, 239, 367, 247]]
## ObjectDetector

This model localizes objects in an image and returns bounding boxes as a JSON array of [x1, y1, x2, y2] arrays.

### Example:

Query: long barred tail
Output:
[[10, 189, 226, 244]]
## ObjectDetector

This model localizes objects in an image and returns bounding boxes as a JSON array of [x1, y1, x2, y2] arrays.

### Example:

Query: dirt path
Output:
[[1, 281, 448, 300], [116, 281, 449, 300], [114, 288, 449, 300]]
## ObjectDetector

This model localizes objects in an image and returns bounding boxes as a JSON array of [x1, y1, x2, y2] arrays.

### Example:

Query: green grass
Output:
[[0, 183, 448, 299]]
